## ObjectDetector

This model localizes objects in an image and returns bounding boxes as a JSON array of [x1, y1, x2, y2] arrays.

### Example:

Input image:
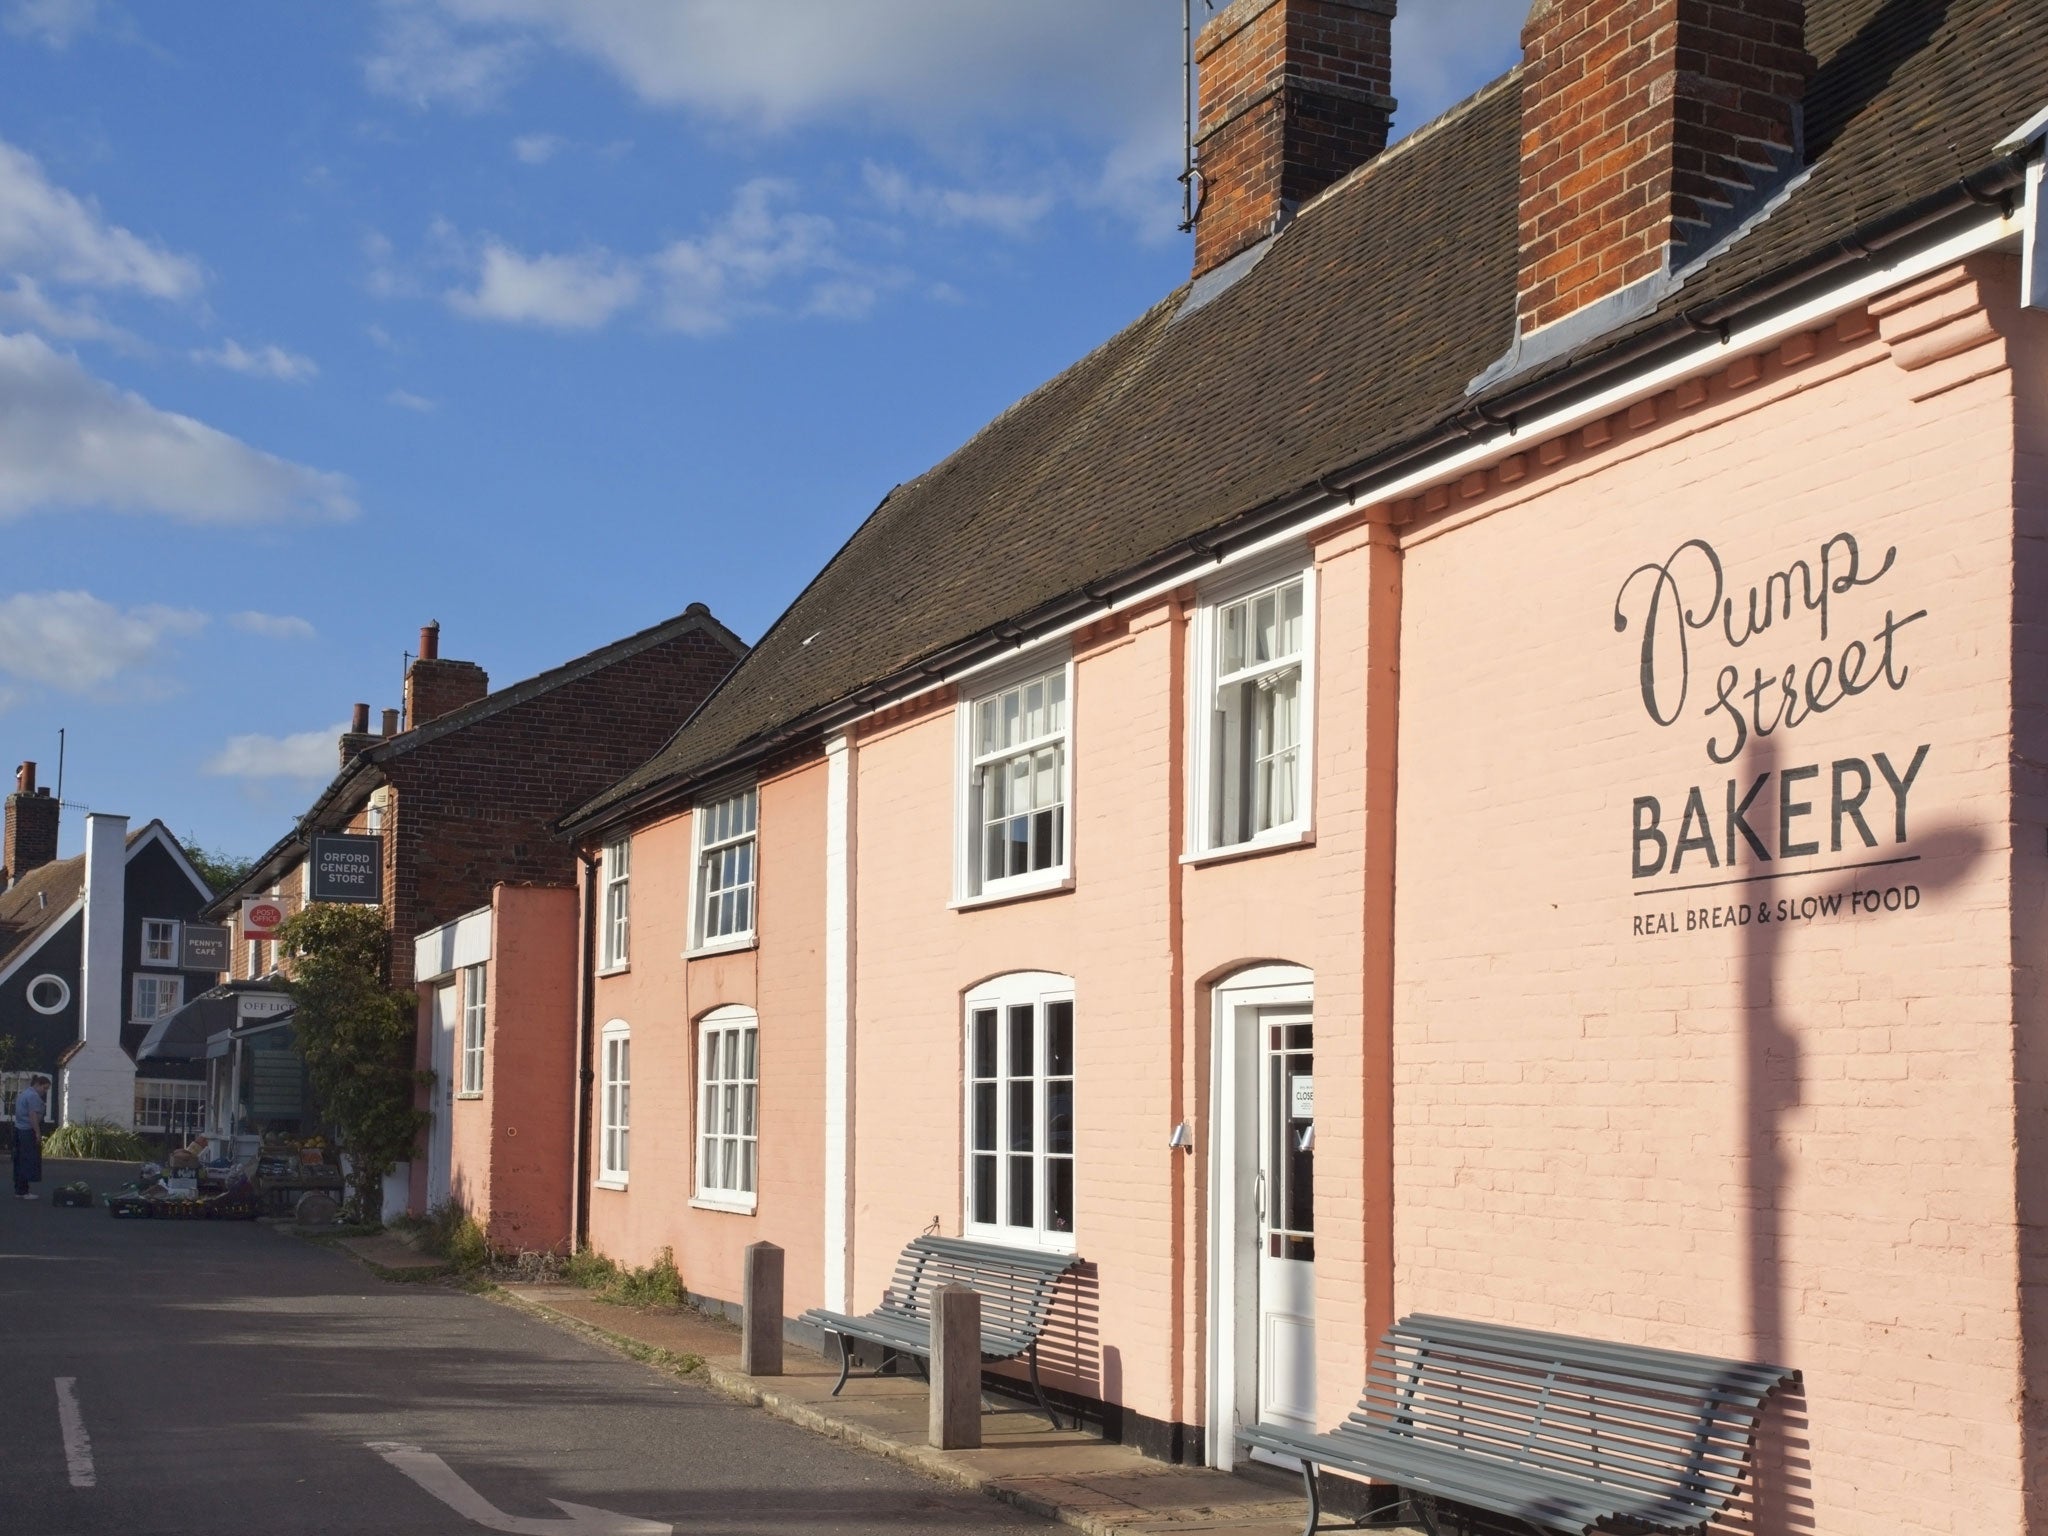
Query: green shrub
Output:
[[561, 1245, 685, 1308], [42, 1119, 151, 1161], [406, 1202, 493, 1271]]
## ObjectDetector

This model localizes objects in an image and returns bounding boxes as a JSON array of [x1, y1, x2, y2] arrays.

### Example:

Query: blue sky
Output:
[[0, 0, 1524, 863]]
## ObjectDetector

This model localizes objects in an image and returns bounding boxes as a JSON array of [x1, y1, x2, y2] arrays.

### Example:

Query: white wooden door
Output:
[[426, 983, 456, 1210], [1255, 1009, 1317, 1434]]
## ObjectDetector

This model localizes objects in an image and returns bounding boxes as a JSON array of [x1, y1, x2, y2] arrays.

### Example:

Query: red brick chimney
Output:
[[3, 761, 59, 888], [1516, 0, 1812, 337], [1193, 0, 1397, 278], [339, 701, 378, 769], [403, 621, 489, 731]]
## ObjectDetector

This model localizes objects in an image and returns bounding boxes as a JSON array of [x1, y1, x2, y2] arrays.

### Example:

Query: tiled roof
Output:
[[0, 854, 84, 974], [212, 603, 748, 912], [570, 0, 2046, 830]]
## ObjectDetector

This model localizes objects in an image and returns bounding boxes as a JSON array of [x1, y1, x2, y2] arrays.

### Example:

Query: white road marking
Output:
[[366, 1442, 670, 1535], [55, 1377, 95, 1488]]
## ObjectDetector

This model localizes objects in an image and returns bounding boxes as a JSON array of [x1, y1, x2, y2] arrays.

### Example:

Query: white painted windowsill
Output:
[[593, 1175, 628, 1192], [455, 1090, 483, 1101], [950, 872, 1074, 912], [961, 1227, 1078, 1259], [596, 962, 630, 978], [685, 934, 757, 960], [690, 1193, 758, 1216], [1180, 827, 1315, 868]]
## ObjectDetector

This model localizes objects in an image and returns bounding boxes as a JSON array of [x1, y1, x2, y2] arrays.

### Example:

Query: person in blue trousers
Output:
[[13, 1074, 48, 1199]]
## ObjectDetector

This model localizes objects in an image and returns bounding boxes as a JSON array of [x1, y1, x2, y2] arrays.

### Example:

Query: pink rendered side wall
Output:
[[850, 529, 1391, 1439], [482, 884, 577, 1252], [1393, 268, 2030, 1536], [2006, 276, 2048, 1531], [583, 761, 829, 1314]]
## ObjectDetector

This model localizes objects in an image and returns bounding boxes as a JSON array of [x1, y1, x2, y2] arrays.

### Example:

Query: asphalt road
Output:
[[1, 1159, 1044, 1536]]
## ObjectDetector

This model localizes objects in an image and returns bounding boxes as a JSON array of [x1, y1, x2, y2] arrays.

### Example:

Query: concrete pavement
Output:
[[490, 1285, 1389, 1536]]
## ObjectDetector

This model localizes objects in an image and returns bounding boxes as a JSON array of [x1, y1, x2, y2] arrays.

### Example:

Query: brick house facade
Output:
[[211, 607, 743, 988]]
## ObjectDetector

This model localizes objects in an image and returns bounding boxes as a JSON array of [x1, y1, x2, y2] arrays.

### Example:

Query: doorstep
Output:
[[497, 1283, 1416, 1536]]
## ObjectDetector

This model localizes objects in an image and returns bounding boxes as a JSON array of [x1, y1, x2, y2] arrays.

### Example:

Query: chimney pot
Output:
[[15, 761, 32, 794], [381, 708, 400, 737], [350, 702, 370, 734], [419, 622, 440, 661]]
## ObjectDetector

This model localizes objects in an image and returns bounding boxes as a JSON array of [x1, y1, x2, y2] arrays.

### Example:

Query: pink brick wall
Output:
[[583, 761, 829, 1314], [1392, 265, 2032, 1534], [850, 533, 1391, 1439], [483, 884, 577, 1252]]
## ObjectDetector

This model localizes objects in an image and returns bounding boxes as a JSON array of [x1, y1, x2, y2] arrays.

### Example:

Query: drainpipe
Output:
[[571, 846, 598, 1251]]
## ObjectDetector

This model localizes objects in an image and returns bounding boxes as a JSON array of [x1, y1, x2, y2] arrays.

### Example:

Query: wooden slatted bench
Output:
[[1240, 1314, 1797, 1536], [799, 1235, 1079, 1428]]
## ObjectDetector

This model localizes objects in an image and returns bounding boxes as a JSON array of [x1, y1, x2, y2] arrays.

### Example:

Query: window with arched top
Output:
[[963, 972, 1075, 1252], [695, 1005, 759, 1213]]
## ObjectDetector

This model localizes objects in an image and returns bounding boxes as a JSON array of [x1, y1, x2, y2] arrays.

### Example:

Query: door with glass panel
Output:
[[1255, 1009, 1315, 1436], [965, 977, 1075, 1247]]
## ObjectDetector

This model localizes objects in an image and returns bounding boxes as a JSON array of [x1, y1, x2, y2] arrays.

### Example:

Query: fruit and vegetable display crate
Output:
[[106, 1185, 259, 1221]]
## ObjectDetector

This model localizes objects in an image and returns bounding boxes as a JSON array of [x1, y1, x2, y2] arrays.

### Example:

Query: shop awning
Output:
[[139, 979, 293, 1061]]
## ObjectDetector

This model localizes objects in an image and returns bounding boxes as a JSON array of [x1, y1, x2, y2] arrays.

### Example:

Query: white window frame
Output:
[[1186, 555, 1318, 862], [692, 1004, 760, 1213], [140, 918, 181, 967], [134, 1078, 207, 1136], [688, 786, 758, 956], [962, 972, 1077, 1255], [597, 1019, 631, 1189], [131, 973, 183, 1024], [953, 654, 1075, 907], [599, 837, 631, 973], [458, 962, 487, 1096], [26, 973, 70, 1015]]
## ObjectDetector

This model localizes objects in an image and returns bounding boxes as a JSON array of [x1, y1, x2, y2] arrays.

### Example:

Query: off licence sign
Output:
[[309, 834, 382, 904]]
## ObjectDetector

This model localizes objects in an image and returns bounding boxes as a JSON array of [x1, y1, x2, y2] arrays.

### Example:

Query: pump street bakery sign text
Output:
[[1612, 531, 1930, 931]]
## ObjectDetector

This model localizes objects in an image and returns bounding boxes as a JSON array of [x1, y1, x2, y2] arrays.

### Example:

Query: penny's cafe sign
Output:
[[1612, 531, 1929, 937]]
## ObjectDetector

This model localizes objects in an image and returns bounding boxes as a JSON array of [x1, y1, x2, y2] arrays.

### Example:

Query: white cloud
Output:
[[652, 178, 869, 335], [386, 387, 438, 412], [0, 274, 138, 347], [862, 162, 1053, 237], [0, 330, 356, 523], [204, 723, 349, 781], [0, 590, 205, 694], [4, 0, 99, 48], [447, 241, 641, 329], [0, 139, 201, 300], [511, 131, 561, 164], [228, 611, 315, 641], [192, 338, 319, 382], [364, 5, 530, 110]]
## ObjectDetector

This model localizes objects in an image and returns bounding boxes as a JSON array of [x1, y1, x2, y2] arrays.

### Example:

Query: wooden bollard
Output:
[[929, 1284, 982, 1450], [742, 1241, 784, 1377]]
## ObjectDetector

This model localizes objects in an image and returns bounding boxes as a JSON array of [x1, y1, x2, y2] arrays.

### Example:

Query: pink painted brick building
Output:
[[557, 3, 2048, 1530]]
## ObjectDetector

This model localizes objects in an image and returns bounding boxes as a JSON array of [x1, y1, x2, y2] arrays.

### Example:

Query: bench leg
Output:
[[830, 1332, 854, 1397], [1027, 1343, 1061, 1431], [1297, 1461, 1322, 1536]]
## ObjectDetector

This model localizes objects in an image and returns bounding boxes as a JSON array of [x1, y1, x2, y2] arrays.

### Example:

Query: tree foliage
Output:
[[182, 835, 257, 896], [276, 903, 427, 1221]]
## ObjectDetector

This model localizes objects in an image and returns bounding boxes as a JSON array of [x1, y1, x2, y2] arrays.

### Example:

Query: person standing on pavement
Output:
[[13, 1074, 48, 1200]]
